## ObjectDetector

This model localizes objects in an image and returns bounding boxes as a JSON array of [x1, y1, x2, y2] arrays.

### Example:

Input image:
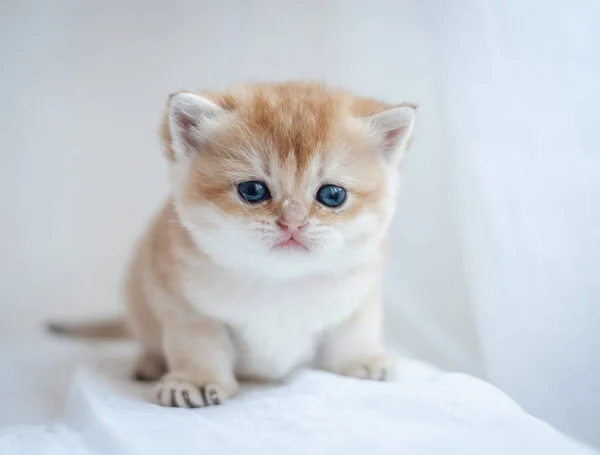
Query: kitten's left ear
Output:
[[165, 92, 226, 161], [365, 105, 416, 165]]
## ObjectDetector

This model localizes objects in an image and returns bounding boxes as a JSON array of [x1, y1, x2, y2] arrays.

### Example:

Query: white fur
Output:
[[177, 259, 379, 379]]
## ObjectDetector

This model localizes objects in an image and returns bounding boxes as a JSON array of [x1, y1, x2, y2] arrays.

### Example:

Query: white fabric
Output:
[[0, 338, 594, 455], [1, 0, 599, 449], [418, 1, 600, 445]]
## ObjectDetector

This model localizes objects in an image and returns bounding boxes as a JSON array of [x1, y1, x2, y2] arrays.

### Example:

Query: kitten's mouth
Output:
[[273, 237, 308, 251]]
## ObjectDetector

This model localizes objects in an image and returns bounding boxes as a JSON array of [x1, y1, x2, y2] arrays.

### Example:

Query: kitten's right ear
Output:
[[364, 104, 416, 166], [166, 92, 225, 159]]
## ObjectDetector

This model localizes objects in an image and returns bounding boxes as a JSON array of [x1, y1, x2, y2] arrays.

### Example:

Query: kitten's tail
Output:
[[46, 318, 129, 340]]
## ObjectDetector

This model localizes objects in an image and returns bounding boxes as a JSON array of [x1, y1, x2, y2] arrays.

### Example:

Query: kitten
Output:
[[53, 82, 416, 408]]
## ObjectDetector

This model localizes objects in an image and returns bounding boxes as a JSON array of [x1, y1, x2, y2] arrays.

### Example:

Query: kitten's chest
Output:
[[182, 269, 376, 379], [229, 306, 322, 380]]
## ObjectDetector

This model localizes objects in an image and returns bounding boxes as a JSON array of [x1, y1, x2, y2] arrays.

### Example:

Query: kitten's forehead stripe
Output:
[[242, 85, 337, 170]]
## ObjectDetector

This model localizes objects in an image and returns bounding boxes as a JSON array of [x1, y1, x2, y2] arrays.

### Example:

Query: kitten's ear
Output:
[[365, 105, 416, 165], [166, 92, 225, 159]]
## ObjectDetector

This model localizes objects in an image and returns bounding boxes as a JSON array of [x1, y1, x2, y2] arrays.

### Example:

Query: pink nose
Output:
[[277, 220, 306, 232]]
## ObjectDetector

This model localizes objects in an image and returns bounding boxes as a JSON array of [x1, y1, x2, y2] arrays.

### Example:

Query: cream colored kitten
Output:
[[55, 82, 416, 408]]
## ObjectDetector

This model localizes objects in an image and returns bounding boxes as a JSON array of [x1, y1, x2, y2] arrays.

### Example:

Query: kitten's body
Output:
[[127, 201, 383, 383], [55, 83, 416, 408]]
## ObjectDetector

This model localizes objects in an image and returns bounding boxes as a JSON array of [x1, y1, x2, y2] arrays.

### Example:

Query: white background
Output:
[[1, 0, 598, 448]]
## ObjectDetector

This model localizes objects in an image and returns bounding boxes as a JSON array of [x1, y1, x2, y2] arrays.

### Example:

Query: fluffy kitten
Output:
[[57, 82, 416, 408]]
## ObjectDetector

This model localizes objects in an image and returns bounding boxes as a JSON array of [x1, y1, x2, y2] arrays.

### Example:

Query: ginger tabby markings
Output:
[[52, 82, 417, 408]]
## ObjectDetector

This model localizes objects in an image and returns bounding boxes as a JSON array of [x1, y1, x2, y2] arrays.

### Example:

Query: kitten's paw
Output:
[[342, 354, 393, 381], [154, 372, 232, 408]]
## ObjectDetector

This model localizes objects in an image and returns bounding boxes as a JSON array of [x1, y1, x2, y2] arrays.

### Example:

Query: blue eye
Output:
[[238, 181, 271, 203], [316, 184, 347, 208]]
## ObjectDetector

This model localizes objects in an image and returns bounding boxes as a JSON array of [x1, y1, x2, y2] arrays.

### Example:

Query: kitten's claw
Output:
[[155, 373, 226, 408], [342, 354, 393, 381]]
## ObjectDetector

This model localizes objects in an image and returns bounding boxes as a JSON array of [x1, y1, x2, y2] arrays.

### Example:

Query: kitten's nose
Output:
[[277, 220, 306, 232]]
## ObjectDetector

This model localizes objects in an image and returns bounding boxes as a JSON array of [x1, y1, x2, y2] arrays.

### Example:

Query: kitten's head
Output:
[[161, 83, 415, 279]]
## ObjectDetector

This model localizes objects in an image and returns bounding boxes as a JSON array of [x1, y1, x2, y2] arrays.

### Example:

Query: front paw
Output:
[[154, 372, 234, 408], [341, 354, 393, 381]]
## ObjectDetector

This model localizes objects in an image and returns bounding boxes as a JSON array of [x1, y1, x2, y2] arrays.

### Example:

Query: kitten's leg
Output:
[[133, 350, 167, 382], [317, 290, 392, 381], [155, 317, 238, 408]]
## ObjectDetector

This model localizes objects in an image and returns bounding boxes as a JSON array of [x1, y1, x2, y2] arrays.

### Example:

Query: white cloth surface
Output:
[[0, 338, 594, 455]]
